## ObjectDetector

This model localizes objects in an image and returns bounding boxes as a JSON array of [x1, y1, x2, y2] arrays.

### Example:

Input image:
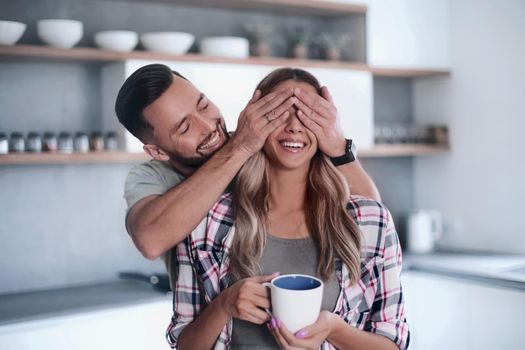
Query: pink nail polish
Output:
[[271, 318, 277, 328], [296, 330, 308, 339], [267, 323, 272, 331]]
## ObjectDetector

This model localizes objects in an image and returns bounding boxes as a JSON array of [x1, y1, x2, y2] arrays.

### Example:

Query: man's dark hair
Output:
[[115, 64, 187, 142]]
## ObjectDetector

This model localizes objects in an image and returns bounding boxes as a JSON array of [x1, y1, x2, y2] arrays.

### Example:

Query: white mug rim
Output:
[[269, 274, 323, 292]]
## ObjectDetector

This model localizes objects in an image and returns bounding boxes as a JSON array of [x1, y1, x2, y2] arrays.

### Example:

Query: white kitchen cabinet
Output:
[[402, 271, 470, 350], [468, 283, 525, 349], [367, 0, 450, 70], [0, 299, 173, 350], [402, 270, 525, 350], [102, 60, 374, 152]]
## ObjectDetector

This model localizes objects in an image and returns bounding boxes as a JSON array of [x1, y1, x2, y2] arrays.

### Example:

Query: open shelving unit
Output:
[[0, 45, 449, 78], [0, 144, 450, 165]]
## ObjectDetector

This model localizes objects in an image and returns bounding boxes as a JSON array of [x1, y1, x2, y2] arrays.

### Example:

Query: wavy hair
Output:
[[229, 68, 362, 283]]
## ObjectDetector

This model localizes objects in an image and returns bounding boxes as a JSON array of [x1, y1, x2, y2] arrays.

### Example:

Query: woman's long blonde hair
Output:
[[229, 68, 362, 283]]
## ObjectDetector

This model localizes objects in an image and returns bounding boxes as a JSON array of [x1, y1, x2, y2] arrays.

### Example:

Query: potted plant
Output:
[[285, 27, 311, 59], [242, 22, 273, 57], [318, 32, 352, 61]]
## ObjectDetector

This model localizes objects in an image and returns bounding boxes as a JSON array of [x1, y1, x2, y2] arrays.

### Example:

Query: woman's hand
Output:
[[218, 272, 278, 324], [293, 86, 347, 158], [268, 311, 336, 350]]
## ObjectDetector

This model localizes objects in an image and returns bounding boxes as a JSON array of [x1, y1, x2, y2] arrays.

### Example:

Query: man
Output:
[[115, 64, 380, 278]]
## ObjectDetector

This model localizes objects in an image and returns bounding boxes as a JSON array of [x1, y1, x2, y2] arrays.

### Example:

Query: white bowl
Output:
[[140, 32, 194, 54], [200, 36, 249, 58], [0, 20, 26, 45], [94, 30, 138, 52], [37, 19, 83, 49]]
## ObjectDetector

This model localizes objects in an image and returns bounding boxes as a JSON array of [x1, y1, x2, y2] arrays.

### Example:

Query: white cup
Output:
[[264, 274, 323, 334]]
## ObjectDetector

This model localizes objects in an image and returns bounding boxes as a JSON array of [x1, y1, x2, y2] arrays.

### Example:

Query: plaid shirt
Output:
[[166, 194, 410, 350]]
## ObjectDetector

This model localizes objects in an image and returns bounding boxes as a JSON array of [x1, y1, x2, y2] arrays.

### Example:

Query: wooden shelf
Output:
[[0, 145, 449, 165], [359, 144, 450, 158], [0, 151, 149, 165], [121, 0, 367, 17], [0, 45, 450, 77], [370, 67, 450, 78]]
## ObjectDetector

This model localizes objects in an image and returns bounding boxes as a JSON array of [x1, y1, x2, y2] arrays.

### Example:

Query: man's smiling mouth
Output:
[[198, 128, 222, 151]]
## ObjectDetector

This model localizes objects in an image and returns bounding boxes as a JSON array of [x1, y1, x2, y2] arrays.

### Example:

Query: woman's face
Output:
[[262, 80, 318, 171]]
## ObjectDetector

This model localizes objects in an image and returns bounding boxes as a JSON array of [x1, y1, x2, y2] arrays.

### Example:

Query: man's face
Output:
[[143, 75, 228, 168]]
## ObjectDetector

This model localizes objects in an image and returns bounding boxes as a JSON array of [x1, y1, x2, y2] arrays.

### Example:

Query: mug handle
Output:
[[262, 282, 274, 318]]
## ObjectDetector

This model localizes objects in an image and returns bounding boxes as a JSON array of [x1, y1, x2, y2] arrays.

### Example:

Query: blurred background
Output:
[[0, 0, 524, 349]]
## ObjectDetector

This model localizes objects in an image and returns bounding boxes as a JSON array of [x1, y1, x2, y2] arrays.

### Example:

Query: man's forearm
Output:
[[337, 159, 381, 201], [129, 141, 249, 259]]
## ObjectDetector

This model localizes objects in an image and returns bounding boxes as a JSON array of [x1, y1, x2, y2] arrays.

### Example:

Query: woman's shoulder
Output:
[[346, 195, 391, 223], [346, 195, 396, 257], [209, 192, 235, 222]]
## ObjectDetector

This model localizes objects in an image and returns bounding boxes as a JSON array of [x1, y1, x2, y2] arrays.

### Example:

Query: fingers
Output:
[[294, 99, 328, 128], [254, 88, 294, 115], [251, 271, 280, 284], [321, 86, 333, 104], [294, 87, 332, 113], [261, 110, 290, 134]]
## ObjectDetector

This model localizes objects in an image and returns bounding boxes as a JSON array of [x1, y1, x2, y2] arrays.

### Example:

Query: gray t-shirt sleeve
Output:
[[124, 160, 185, 212]]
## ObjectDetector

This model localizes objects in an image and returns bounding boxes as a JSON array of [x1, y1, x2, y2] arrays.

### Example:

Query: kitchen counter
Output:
[[403, 251, 525, 291], [0, 280, 170, 326]]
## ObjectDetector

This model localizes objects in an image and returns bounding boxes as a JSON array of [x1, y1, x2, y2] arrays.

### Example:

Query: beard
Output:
[[168, 122, 229, 168]]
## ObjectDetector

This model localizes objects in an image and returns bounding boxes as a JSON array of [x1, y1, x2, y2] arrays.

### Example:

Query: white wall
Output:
[[413, 0, 525, 253]]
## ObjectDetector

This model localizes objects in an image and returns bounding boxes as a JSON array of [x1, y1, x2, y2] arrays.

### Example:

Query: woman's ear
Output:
[[143, 143, 170, 161]]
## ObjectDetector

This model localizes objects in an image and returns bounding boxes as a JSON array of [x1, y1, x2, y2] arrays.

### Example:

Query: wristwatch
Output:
[[330, 138, 357, 166]]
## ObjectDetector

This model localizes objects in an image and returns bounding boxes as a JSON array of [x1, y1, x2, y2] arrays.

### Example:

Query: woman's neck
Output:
[[266, 166, 309, 238], [267, 166, 308, 212]]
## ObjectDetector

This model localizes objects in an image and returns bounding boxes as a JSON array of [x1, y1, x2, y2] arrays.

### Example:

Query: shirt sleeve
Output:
[[165, 238, 203, 348], [124, 162, 176, 210], [366, 206, 410, 350]]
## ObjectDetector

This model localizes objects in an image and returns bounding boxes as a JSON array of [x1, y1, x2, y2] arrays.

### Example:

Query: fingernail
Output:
[[295, 330, 308, 338], [267, 322, 272, 331], [275, 318, 281, 327], [271, 318, 277, 328]]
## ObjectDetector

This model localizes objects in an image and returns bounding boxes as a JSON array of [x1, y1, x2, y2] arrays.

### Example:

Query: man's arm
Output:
[[293, 86, 381, 201], [127, 89, 295, 260]]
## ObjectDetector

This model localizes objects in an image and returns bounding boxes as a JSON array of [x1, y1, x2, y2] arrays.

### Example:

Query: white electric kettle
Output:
[[407, 210, 443, 253]]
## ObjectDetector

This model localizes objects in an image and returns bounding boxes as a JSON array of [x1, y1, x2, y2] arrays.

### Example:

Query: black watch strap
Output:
[[330, 139, 356, 166]]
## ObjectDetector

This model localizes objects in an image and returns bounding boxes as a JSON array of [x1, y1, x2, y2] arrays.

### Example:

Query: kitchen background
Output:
[[0, 0, 524, 349]]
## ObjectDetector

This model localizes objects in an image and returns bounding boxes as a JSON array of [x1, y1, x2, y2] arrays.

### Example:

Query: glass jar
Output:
[[9, 132, 25, 153], [0, 133, 8, 155], [74, 132, 89, 153], [26, 132, 42, 153], [43, 132, 58, 152], [105, 131, 118, 151], [90, 131, 104, 151], [58, 132, 73, 153]]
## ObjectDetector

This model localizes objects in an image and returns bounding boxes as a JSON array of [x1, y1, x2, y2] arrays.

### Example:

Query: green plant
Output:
[[241, 22, 273, 45], [318, 32, 352, 53], [285, 27, 311, 47]]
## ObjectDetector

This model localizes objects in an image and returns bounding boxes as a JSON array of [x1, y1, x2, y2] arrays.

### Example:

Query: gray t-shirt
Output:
[[124, 160, 186, 218], [123, 160, 187, 288], [231, 235, 341, 350]]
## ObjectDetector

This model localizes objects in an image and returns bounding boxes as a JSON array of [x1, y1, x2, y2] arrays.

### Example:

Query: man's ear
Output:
[[143, 143, 170, 161]]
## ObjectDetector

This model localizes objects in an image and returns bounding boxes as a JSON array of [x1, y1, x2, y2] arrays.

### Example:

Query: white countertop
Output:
[[403, 251, 525, 289]]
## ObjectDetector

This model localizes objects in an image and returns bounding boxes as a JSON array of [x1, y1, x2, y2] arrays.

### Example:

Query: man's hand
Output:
[[293, 86, 347, 157], [230, 89, 295, 157], [219, 273, 279, 324], [268, 311, 336, 350]]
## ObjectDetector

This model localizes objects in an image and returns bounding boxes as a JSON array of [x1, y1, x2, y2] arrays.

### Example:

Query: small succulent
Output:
[[285, 27, 311, 47], [317, 32, 352, 52], [241, 22, 273, 45]]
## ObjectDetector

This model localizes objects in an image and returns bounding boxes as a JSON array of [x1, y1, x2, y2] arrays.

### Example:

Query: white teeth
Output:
[[199, 131, 220, 150], [280, 141, 305, 149]]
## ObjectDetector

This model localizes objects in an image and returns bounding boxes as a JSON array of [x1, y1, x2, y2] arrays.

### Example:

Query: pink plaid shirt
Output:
[[166, 194, 410, 350]]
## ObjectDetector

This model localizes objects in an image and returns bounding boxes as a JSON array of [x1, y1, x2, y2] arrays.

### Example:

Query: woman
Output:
[[166, 68, 409, 350]]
